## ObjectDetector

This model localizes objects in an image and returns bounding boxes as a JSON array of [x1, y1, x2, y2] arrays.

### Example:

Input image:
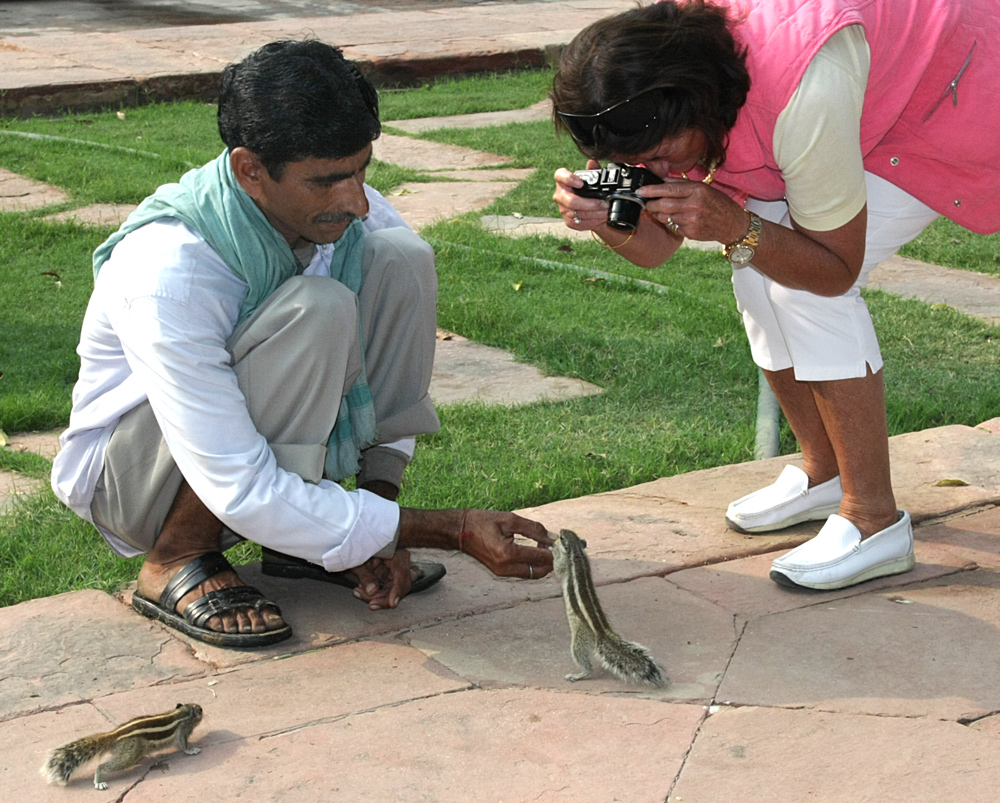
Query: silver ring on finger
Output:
[[528, 564, 534, 579], [666, 216, 681, 235], [572, 212, 582, 225]]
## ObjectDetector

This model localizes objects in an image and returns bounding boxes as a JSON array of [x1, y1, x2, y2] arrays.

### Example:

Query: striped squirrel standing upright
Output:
[[41, 703, 203, 790], [552, 529, 667, 688]]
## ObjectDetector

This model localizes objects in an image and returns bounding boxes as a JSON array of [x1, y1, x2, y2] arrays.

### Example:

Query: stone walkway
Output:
[[2, 6, 1000, 800]]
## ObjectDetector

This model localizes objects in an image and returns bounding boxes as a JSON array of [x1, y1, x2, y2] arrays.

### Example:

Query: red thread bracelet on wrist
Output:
[[458, 508, 471, 553]]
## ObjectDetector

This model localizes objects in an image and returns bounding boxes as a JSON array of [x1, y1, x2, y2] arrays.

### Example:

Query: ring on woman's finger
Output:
[[666, 216, 681, 235], [528, 564, 534, 579], [572, 212, 582, 225]]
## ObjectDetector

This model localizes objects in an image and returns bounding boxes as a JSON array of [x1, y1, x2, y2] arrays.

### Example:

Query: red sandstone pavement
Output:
[[3, 4, 1000, 801], [0, 0, 638, 117], [4, 422, 1000, 801]]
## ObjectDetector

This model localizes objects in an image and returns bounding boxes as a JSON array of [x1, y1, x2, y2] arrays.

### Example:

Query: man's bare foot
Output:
[[137, 554, 286, 635]]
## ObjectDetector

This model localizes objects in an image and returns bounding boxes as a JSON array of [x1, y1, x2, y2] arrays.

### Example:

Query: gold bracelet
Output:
[[591, 228, 636, 250]]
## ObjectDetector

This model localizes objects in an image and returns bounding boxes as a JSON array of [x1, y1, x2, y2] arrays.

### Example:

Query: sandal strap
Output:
[[160, 551, 233, 613], [183, 585, 281, 629]]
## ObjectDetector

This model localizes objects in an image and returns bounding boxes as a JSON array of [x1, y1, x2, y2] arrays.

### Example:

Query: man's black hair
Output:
[[217, 39, 381, 179]]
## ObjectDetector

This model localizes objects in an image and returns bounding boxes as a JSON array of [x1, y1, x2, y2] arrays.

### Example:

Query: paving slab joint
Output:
[[920, 502, 1000, 527]]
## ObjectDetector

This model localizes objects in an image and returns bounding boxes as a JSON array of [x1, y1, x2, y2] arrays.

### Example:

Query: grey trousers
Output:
[[91, 227, 440, 553]]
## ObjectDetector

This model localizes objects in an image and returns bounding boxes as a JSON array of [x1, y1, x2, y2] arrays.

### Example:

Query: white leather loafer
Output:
[[769, 510, 915, 590], [726, 465, 843, 534]]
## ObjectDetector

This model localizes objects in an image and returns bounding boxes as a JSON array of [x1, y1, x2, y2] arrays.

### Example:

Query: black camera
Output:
[[572, 163, 663, 232]]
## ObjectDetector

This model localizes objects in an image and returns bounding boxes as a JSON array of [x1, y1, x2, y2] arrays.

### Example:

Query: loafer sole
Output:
[[770, 552, 916, 591]]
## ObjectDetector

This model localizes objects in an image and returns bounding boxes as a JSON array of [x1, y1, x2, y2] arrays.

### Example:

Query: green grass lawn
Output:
[[2, 68, 998, 606]]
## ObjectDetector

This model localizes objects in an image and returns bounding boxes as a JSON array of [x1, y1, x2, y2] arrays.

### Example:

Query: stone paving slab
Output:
[[375, 131, 514, 170], [0, 590, 209, 721], [92, 640, 469, 742], [386, 99, 552, 134], [406, 576, 737, 703], [430, 329, 602, 406], [670, 705, 1000, 803], [668, 540, 975, 621], [0, 167, 68, 211], [915, 505, 1000, 569], [5, 702, 123, 801], [44, 202, 136, 227], [6, 430, 61, 459], [8, 640, 470, 800], [386, 179, 521, 229], [718, 568, 1000, 720], [869, 254, 1000, 326], [121, 688, 704, 803], [0, 470, 44, 513], [972, 713, 1000, 738]]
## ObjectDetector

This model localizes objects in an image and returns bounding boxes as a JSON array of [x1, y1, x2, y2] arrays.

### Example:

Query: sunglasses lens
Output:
[[558, 89, 663, 147], [561, 114, 598, 147], [602, 92, 661, 136]]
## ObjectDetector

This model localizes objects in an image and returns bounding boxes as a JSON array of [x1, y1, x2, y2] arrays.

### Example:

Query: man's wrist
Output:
[[397, 507, 466, 552]]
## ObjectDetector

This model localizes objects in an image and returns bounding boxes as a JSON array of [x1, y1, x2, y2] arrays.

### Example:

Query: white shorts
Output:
[[733, 172, 939, 381]]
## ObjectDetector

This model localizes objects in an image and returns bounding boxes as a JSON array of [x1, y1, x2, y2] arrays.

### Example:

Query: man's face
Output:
[[244, 145, 373, 247]]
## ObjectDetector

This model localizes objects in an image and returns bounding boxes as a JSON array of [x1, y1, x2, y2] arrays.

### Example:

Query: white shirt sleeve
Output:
[[98, 219, 399, 571], [363, 183, 412, 232], [773, 25, 871, 231]]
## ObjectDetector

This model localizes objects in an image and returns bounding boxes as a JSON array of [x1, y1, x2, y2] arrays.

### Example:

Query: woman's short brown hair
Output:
[[550, 1, 750, 165]]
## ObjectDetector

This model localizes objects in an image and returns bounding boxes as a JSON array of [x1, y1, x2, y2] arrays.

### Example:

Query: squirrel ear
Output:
[[175, 703, 183, 709], [580, 539, 588, 549]]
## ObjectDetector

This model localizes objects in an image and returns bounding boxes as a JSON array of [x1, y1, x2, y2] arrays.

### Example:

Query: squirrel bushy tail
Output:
[[41, 738, 106, 786], [597, 634, 668, 688]]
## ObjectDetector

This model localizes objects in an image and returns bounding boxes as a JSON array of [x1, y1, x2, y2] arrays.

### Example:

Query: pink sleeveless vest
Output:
[[701, 0, 999, 234]]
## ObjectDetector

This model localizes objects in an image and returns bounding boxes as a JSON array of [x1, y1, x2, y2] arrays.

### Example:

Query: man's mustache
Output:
[[312, 212, 358, 224]]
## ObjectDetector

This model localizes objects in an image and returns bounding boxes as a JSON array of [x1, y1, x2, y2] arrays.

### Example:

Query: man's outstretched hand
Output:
[[455, 509, 555, 579], [349, 507, 555, 610]]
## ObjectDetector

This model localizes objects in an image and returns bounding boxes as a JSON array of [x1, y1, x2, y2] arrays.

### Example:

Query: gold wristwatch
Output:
[[723, 211, 762, 265]]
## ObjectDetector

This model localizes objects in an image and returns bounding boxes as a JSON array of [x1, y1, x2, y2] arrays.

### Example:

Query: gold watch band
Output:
[[723, 211, 762, 264]]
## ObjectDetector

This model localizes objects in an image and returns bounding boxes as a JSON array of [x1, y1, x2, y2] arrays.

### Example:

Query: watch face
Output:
[[730, 244, 755, 264]]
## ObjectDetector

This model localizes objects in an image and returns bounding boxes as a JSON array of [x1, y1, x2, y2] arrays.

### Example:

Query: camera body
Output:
[[572, 163, 663, 232]]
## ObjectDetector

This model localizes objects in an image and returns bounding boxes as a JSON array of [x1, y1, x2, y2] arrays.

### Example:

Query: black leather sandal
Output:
[[132, 551, 292, 647], [261, 547, 446, 594]]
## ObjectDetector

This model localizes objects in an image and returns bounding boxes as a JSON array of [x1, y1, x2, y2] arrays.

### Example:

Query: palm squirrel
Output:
[[40, 703, 203, 790], [552, 529, 667, 688]]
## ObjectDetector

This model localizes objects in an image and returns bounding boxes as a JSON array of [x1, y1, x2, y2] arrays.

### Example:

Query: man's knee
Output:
[[274, 274, 360, 325], [363, 228, 437, 295]]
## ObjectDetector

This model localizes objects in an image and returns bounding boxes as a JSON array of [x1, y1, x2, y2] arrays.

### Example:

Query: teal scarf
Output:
[[93, 150, 378, 481]]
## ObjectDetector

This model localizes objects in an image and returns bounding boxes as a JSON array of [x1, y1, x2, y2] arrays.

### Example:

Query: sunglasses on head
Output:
[[557, 87, 670, 148]]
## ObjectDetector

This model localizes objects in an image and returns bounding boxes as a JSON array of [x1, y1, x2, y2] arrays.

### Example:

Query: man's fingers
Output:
[[351, 563, 383, 599], [387, 559, 412, 607], [500, 514, 556, 547], [500, 544, 554, 580], [514, 543, 554, 567]]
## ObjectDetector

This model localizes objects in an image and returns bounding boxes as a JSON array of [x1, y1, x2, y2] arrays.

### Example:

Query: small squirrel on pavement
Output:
[[552, 529, 667, 688], [40, 703, 203, 790]]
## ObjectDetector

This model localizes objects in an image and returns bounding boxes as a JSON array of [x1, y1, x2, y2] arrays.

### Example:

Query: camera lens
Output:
[[607, 197, 643, 231]]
